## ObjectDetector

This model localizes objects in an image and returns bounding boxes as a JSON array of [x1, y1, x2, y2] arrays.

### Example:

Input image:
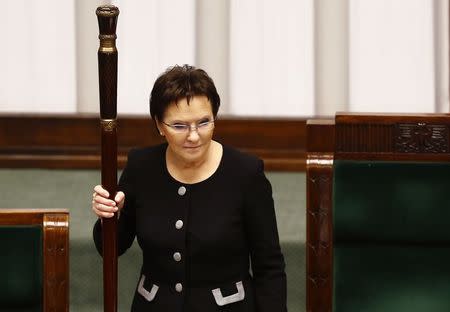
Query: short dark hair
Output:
[[149, 64, 220, 121]]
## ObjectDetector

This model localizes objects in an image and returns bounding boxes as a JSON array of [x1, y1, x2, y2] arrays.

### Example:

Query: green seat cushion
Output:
[[0, 226, 42, 311], [333, 161, 450, 242], [333, 161, 450, 311], [333, 243, 450, 312]]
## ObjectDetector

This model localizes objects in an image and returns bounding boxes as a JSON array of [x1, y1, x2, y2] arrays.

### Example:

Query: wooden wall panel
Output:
[[334, 113, 450, 162], [0, 114, 307, 171]]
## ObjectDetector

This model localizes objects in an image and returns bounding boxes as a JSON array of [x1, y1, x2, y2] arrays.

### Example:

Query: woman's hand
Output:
[[92, 185, 125, 218]]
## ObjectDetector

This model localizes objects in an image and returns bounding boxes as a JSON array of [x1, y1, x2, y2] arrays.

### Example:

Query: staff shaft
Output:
[[96, 5, 120, 312]]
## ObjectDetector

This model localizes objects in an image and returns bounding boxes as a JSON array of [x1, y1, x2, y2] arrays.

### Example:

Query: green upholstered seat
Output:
[[333, 161, 450, 311], [0, 226, 42, 312]]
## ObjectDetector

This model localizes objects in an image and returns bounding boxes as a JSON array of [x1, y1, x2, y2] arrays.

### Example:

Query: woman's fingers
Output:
[[92, 185, 116, 206], [92, 201, 118, 218], [93, 185, 109, 198], [91, 186, 126, 219], [93, 202, 118, 212], [114, 191, 125, 209], [94, 209, 115, 218], [114, 191, 124, 202], [92, 185, 118, 218], [93, 194, 116, 207]]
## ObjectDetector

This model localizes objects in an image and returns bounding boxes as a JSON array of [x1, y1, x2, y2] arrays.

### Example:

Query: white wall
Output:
[[196, 0, 230, 115], [349, 0, 436, 113], [0, 0, 77, 113], [0, 0, 448, 115], [113, 0, 196, 115], [314, 0, 349, 116], [229, 0, 315, 116], [434, 0, 449, 113], [76, 0, 112, 113]]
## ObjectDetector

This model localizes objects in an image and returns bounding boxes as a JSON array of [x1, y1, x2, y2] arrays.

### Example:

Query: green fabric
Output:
[[0, 226, 42, 312], [333, 161, 450, 242], [0, 169, 306, 311], [334, 244, 450, 312], [333, 161, 450, 311]]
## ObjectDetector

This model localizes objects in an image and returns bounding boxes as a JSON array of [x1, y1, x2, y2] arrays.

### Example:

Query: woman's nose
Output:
[[186, 128, 200, 141]]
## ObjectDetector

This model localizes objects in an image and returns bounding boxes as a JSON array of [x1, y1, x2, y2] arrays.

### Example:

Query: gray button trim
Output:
[[212, 281, 245, 306], [137, 275, 159, 302], [178, 186, 186, 196], [175, 282, 183, 292], [175, 220, 183, 229], [173, 252, 182, 262]]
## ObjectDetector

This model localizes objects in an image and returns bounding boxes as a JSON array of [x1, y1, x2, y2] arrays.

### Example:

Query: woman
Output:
[[92, 65, 287, 311]]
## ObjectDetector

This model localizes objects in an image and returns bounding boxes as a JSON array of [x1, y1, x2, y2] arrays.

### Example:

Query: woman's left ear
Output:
[[155, 118, 164, 136]]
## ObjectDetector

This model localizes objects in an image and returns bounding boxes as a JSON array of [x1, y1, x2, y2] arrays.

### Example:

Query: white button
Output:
[[175, 220, 183, 229], [175, 283, 183, 292], [173, 252, 181, 262], [178, 186, 186, 196]]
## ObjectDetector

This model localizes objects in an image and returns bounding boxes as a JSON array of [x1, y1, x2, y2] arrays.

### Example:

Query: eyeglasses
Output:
[[161, 119, 215, 134]]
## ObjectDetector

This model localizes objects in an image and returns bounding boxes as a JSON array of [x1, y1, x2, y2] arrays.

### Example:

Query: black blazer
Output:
[[93, 144, 287, 312]]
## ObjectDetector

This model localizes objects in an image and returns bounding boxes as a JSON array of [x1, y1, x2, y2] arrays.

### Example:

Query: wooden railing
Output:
[[0, 114, 307, 171]]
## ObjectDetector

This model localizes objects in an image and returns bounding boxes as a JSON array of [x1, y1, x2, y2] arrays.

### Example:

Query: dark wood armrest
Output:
[[0, 209, 69, 311]]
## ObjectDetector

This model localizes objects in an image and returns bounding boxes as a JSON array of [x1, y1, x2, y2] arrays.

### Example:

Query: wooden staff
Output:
[[96, 5, 119, 312]]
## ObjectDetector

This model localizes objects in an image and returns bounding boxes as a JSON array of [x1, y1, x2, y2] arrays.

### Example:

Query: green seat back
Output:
[[333, 161, 450, 312], [0, 226, 42, 312]]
